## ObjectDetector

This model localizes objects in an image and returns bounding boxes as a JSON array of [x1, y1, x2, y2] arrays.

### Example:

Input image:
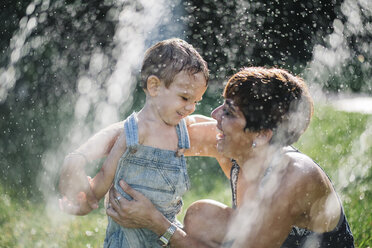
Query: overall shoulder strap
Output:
[[176, 118, 190, 149], [123, 112, 139, 148]]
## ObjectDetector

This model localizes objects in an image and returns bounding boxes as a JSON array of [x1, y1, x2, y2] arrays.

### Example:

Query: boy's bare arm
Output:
[[185, 114, 215, 126], [90, 131, 127, 200], [185, 117, 232, 178]]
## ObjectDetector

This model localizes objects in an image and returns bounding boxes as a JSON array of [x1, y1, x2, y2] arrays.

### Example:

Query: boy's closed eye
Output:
[[180, 95, 202, 107]]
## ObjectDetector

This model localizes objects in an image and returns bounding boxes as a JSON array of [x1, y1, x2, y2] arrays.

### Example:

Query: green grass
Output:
[[1, 105, 371, 247], [296, 105, 372, 247], [0, 189, 107, 247]]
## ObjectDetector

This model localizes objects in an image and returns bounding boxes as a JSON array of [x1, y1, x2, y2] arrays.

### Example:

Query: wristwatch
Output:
[[157, 223, 177, 247]]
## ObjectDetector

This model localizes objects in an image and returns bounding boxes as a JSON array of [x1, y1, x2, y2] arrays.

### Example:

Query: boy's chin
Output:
[[163, 118, 181, 126]]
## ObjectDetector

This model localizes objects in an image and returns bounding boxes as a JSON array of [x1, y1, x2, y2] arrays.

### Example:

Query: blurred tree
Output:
[[181, 0, 341, 79], [0, 0, 119, 198], [181, 0, 371, 93]]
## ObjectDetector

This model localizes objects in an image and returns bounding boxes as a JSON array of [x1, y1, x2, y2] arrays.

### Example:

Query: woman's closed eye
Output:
[[223, 109, 230, 116], [223, 108, 233, 117]]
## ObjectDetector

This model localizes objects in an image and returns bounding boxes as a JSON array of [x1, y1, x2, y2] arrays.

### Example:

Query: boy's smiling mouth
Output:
[[177, 111, 187, 118]]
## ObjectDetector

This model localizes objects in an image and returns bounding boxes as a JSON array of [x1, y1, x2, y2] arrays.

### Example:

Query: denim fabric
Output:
[[104, 112, 190, 248]]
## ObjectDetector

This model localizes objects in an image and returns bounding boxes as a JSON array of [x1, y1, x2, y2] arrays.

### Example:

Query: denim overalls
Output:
[[104, 112, 191, 248]]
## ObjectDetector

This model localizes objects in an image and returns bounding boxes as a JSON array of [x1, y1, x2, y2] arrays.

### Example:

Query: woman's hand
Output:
[[106, 180, 163, 232], [107, 180, 217, 248]]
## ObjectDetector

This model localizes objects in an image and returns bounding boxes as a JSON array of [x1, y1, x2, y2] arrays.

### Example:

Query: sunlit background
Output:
[[0, 0, 371, 247]]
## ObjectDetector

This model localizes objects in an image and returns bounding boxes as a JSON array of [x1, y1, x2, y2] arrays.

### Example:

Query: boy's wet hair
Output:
[[140, 38, 209, 89], [223, 67, 314, 146]]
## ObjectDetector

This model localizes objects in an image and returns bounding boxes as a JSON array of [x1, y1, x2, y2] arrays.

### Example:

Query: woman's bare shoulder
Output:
[[282, 151, 334, 213], [283, 150, 341, 231], [285, 151, 328, 182]]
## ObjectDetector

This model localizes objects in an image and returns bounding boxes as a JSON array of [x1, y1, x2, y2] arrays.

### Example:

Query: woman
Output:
[[105, 67, 354, 248]]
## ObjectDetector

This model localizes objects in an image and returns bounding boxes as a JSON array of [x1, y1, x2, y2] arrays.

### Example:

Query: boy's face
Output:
[[153, 71, 207, 126]]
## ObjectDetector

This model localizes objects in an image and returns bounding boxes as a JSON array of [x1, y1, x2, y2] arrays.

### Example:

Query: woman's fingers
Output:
[[118, 180, 145, 201], [106, 204, 120, 220], [106, 189, 137, 228], [108, 186, 129, 212]]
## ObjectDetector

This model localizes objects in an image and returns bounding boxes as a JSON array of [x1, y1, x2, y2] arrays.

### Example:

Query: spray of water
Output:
[[43, 0, 181, 223], [1, 0, 184, 244], [304, 0, 372, 190], [0, 0, 41, 103], [305, 0, 372, 93]]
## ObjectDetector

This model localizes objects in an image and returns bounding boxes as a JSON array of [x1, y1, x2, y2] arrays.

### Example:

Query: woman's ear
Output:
[[253, 129, 273, 147], [146, 75, 162, 97]]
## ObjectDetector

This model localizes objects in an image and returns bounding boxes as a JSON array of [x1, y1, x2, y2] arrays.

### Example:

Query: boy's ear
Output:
[[146, 75, 162, 97]]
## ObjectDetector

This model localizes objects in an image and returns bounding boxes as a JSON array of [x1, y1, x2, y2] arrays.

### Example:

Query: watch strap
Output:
[[158, 223, 177, 246]]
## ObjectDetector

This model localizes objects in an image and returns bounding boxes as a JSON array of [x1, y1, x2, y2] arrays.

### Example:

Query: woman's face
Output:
[[211, 99, 256, 160]]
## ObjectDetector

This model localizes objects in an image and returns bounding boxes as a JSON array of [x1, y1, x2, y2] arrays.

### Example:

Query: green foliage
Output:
[[0, 0, 120, 198], [0, 105, 371, 247], [183, 0, 340, 79]]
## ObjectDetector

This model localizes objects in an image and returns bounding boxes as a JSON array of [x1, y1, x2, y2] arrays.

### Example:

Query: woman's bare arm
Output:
[[75, 121, 124, 159], [59, 121, 123, 214]]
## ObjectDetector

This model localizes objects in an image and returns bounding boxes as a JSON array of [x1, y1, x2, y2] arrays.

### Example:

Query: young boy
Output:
[[59, 38, 230, 247]]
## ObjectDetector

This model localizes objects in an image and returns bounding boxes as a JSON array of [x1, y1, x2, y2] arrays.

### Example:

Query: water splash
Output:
[[305, 0, 372, 93], [39, 0, 184, 213], [1, 0, 184, 243], [0, 0, 41, 103]]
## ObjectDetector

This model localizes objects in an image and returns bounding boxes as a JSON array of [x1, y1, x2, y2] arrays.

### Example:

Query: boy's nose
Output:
[[185, 103, 196, 113]]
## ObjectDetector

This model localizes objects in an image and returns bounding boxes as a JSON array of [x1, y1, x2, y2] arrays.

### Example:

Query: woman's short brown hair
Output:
[[223, 67, 314, 146], [140, 38, 209, 89]]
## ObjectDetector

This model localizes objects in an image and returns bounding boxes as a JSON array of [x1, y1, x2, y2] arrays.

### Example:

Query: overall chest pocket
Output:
[[115, 156, 183, 206]]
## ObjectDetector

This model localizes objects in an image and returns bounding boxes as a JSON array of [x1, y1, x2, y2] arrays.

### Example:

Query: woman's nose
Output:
[[211, 105, 222, 120]]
